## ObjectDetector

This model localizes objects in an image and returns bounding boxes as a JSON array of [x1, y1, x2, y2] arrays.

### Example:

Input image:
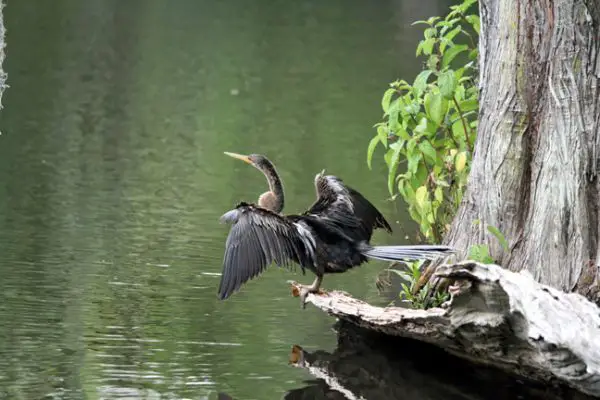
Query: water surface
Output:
[[0, 1, 452, 399]]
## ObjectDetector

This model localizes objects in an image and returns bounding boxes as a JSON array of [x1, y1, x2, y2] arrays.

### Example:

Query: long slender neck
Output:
[[258, 161, 284, 213]]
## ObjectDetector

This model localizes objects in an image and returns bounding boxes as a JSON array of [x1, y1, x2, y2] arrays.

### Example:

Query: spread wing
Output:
[[217, 203, 316, 300], [305, 172, 392, 241]]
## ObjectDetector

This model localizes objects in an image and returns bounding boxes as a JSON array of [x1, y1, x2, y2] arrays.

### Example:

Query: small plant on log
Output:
[[390, 260, 450, 308]]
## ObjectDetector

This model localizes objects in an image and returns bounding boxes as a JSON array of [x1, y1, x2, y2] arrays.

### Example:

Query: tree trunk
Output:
[[443, 0, 600, 300]]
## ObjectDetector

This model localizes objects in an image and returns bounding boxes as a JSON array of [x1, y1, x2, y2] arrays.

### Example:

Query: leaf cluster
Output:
[[390, 260, 449, 308], [368, 0, 480, 243]]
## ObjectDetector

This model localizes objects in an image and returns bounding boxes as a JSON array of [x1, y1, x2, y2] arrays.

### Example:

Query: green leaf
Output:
[[407, 137, 418, 154], [427, 212, 435, 224], [426, 55, 440, 70], [424, 91, 448, 126], [401, 283, 411, 296], [434, 186, 443, 203], [377, 125, 388, 146], [415, 162, 428, 183], [442, 44, 468, 69], [403, 101, 421, 116], [459, 98, 479, 112], [404, 181, 416, 202], [465, 15, 480, 35], [367, 136, 380, 170], [381, 88, 395, 113], [383, 148, 394, 169], [421, 38, 436, 56], [487, 225, 510, 252], [424, 27, 437, 39], [412, 20, 429, 26], [415, 185, 428, 210], [408, 206, 421, 225], [397, 179, 407, 198], [452, 119, 466, 142], [468, 244, 494, 264], [407, 150, 422, 174], [455, 83, 466, 102], [389, 269, 412, 282], [387, 146, 402, 195], [445, 25, 462, 42], [418, 140, 437, 163], [468, 48, 478, 61], [413, 70, 433, 98], [438, 70, 457, 99], [455, 151, 467, 172], [396, 125, 411, 141], [420, 219, 432, 239], [388, 100, 400, 131], [413, 116, 429, 134], [427, 16, 441, 25], [468, 244, 483, 261]]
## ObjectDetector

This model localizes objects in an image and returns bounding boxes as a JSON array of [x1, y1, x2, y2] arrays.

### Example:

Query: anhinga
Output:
[[218, 152, 454, 307]]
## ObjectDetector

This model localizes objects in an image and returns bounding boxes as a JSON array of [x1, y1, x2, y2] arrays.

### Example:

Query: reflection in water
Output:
[[0, 0, 465, 399], [286, 322, 597, 400]]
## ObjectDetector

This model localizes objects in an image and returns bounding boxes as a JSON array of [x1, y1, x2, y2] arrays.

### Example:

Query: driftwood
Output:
[[291, 261, 600, 398], [287, 321, 596, 400]]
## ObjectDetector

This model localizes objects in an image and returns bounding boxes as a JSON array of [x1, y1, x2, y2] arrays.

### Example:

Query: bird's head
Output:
[[224, 151, 284, 213], [225, 151, 269, 169], [223, 152, 271, 172]]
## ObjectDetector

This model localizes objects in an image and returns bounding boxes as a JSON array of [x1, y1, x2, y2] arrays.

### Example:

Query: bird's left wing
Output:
[[217, 203, 316, 300]]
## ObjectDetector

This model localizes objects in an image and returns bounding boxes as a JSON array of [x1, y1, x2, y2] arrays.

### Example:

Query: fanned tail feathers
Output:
[[359, 244, 454, 262]]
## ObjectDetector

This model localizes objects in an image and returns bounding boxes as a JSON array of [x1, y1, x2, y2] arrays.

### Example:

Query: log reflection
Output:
[[284, 321, 595, 400]]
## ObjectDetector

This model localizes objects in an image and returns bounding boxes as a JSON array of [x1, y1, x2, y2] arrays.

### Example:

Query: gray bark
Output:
[[441, 0, 600, 298], [292, 262, 600, 397]]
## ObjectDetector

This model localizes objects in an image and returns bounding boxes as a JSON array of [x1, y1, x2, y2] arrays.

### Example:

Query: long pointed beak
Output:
[[224, 151, 252, 165]]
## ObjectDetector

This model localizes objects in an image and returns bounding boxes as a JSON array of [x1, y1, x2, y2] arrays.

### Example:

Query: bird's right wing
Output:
[[305, 172, 392, 241], [306, 173, 360, 228], [217, 203, 316, 300]]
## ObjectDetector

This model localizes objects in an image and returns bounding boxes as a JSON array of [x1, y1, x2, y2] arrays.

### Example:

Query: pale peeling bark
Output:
[[292, 262, 600, 397], [440, 0, 600, 298]]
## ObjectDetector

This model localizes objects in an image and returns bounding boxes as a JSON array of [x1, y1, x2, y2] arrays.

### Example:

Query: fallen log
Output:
[[290, 261, 600, 398], [287, 321, 596, 400]]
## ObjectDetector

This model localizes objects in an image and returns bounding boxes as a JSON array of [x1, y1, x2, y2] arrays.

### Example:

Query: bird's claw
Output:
[[288, 280, 326, 309]]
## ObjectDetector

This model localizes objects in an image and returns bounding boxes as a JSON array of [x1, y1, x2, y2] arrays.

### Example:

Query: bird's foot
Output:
[[287, 280, 327, 309]]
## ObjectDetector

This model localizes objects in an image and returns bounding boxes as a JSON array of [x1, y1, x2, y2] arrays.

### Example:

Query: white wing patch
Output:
[[324, 175, 353, 212], [220, 209, 241, 224], [293, 221, 316, 260]]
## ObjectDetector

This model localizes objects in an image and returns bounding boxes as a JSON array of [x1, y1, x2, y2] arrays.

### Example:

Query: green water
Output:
[[0, 1, 452, 399]]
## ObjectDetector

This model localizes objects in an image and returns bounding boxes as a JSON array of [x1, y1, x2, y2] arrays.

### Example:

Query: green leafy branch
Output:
[[367, 0, 480, 244]]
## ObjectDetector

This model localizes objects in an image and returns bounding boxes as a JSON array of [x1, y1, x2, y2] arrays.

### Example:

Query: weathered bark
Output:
[[292, 261, 600, 397], [435, 0, 600, 300]]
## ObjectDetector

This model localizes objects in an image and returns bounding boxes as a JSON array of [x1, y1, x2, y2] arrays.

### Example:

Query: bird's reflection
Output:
[[284, 320, 595, 400]]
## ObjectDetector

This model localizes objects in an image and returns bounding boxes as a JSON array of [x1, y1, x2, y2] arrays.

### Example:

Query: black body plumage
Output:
[[217, 155, 454, 301]]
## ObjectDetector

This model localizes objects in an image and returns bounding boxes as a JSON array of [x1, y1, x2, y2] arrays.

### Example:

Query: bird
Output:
[[217, 151, 454, 308]]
